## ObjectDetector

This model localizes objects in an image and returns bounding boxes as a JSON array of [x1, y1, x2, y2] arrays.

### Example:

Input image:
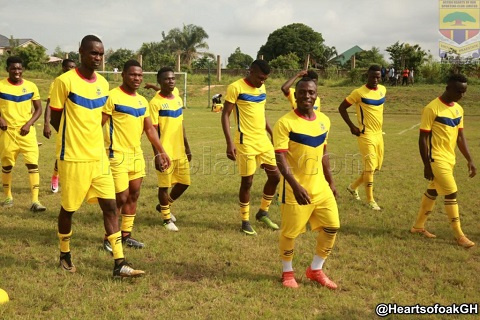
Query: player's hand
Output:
[[0, 117, 7, 131], [423, 164, 434, 181], [297, 70, 308, 78], [350, 126, 361, 137], [20, 123, 31, 136], [467, 161, 476, 178], [185, 147, 192, 162], [43, 124, 52, 139], [144, 83, 154, 90], [292, 184, 311, 205], [226, 143, 236, 161], [160, 153, 171, 171]]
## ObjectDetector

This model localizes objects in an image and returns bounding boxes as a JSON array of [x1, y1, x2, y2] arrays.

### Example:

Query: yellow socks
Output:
[[240, 202, 250, 221], [28, 168, 40, 203], [107, 231, 124, 260], [121, 214, 135, 234], [316, 227, 338, 259], [260, 194, 274, 212], [279, 234, 295, 261], [444, 199, 464, 239], [351, 174, 364, 190], [364, 171, 374, 202], [2, 167, 12, 199], [159, 204, 171, 220], [413, 193, 436, 229], [58, 230, 73, 253]]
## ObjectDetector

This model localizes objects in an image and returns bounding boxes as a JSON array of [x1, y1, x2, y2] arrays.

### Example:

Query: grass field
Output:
[[0, 71, 479, 319]]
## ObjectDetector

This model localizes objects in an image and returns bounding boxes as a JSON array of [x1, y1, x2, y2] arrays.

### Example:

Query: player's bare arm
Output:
[[322, 145, 338, 198], [280, 70, 307, 96], [265, 115, 273, 140], [221, 100, 236, 161], [144, 116, 170, 170], [457, 129, 476, 178], [43, 98, 52, 138], [20, 99, 42, 136], [183, 123, 192, 162], [144, 83, 160, 91], [275, 151, 311, 205], [338, 100, 361, 136], [419, 131, 434, 180]]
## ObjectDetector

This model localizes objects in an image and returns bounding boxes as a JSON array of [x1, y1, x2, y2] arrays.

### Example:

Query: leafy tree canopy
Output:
[[386, 41, 427, 70], [355, 47, 388, 68], [269, 52, 301, 69], [106, 48, 136, 70], [13, 45, 48, 70], [138, 42, 175, 71], [227, 47, 253, 69]]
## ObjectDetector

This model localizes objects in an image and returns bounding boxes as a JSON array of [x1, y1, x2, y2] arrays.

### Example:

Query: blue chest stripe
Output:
[[68, 92, 107, 109], [435, 116, 461, 127], [361, 96, 385, 106], [289, 131, 327, 148], [159, 108, 183, 118], [114, 104, 146, 117], [238, 93, 266, 103], [0, 92, 34, 103]]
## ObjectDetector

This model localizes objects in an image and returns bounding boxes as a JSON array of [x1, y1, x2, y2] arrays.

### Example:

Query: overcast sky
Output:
[[1, 0, 441, 66]]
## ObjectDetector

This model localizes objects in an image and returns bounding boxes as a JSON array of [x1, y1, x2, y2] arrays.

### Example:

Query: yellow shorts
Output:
[[235, 142, 276, 177], [358, 133, 384, 171], [280, 191, 340, 239], [156, 156, 191, 188], [0, 127, 38, 166], [109, 152, 146, 193], [58, 160, 116, 212], [427, 161, 457, 196]]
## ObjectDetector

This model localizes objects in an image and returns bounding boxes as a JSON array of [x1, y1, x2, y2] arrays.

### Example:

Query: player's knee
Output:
[[240, 177, 253, 190], [445, 192, 457, 199], [426, 189, 438, 197], [268, 171, 281, 185], [128, 189, 141, 202], [2, 166, 13, 173]]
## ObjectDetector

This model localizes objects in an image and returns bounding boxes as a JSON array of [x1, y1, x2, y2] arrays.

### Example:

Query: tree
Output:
[[138, 42, 175, 71], [106, 48, 136, 69], [161, 24, 210, 69], [257, 23, 327, 65], [192, 56, 216, 69], [14, 45, 48, 70], [269, 53, 301, 69], [227, 47, 253, 69], [386, 41, 427, 70], [317, 46, 338, 68], [355, 47, 388, 68]]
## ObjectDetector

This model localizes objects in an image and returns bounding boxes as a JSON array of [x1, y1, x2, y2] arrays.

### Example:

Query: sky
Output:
[[0, 0, 442, 66]]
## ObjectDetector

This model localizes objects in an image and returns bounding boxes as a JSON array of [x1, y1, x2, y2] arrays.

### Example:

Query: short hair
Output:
[[123, 59, 141, 72], [6, 56, 23, 68], [295, 77, 316, 90], [157, 67, 174, 78], [80, 35, 102, 48], [251, 59, 271, 75], [306, 70, 318, 80], [447, 73, 467, 84], [62, 59, 75, 68], [368, 65, 382, 72]]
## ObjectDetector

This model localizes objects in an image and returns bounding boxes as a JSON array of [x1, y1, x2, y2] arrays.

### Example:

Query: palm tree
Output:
[[162, 24, 210, 69]]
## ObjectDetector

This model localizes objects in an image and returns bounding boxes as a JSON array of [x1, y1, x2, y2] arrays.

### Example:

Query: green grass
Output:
[[1, 72, 479, 319]]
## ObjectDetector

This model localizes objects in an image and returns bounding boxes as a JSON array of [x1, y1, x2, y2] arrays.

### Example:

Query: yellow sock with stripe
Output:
[[364, 171, 374, 202], [351, 173, 364, 190], [28, 168, 40, 203], [107, 231, 125, 260], [316, 227, 338, 259], [2, 167, 12, 199], [279, 234, 295, 262], [121, 214, 136, 234], [260, 194, 274, 212], [413, 193, 436, 229], [58, 230, 73, 253], [159, 204, 171, 220], [168, 195, 175, 207], [444, 199, 464, 239], [239, 202, 250, 221]]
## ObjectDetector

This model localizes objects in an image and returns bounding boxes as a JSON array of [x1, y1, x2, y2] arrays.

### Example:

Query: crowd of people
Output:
[[0, 35, 476, 288], [380, 65, 414, 86]]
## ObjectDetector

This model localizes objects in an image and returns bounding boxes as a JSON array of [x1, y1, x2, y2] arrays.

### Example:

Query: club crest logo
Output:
[[439, 0, 480, 58], [22, 88, 27, 94], [96, 87, 102, 96], [320, 122, 326, 132]]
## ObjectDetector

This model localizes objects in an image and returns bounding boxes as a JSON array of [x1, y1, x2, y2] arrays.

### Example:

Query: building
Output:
[[0, 34, 45, 55], [329, 45, 364, 67]]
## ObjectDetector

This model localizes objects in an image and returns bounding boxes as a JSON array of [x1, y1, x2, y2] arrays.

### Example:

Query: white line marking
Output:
[[398, 123, 420, 135]]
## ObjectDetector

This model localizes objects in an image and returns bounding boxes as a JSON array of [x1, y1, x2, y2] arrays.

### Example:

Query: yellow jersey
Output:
[[0, 78, 40, 128], [420, 97, 464, 165], [103, 86, 150, 156], [49, 68, 109, 161], [345, 84, 386, 134], [274, 109, 331, 205]]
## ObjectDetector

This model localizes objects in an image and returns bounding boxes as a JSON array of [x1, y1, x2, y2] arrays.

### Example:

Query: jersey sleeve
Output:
[[419, 105, 436, 132], [47, 82, 54, 99], [148, 99, 158, 126], [286, 88, 296, 108], [273, 118, 290, 153], [49, 76, 68, 111], [142, 97, 150, 118], [324, 116, 331, 146], [102, 90, 115, 115], [224, 83, 239, 104], [31, 83, 40, 100], [458, 107, 464, 130], [345, 88, 360, 105]]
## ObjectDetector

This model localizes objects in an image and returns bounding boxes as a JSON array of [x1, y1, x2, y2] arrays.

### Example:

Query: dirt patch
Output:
[[201, 85, 226, 91]]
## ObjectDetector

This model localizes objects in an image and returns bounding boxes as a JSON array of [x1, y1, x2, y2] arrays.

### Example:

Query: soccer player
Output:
[[0, 56, 46, 212], [410, 74, 476, 248], [280, 69, 321, 111], [221, 60, 280, 235], [149, 67, 191, 232], [338, 65, 386, 210], [102, 60, 171, 252], [43, 58, 76, 193], [274, 77, 340, 289], [49, 35, 144, 277]]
